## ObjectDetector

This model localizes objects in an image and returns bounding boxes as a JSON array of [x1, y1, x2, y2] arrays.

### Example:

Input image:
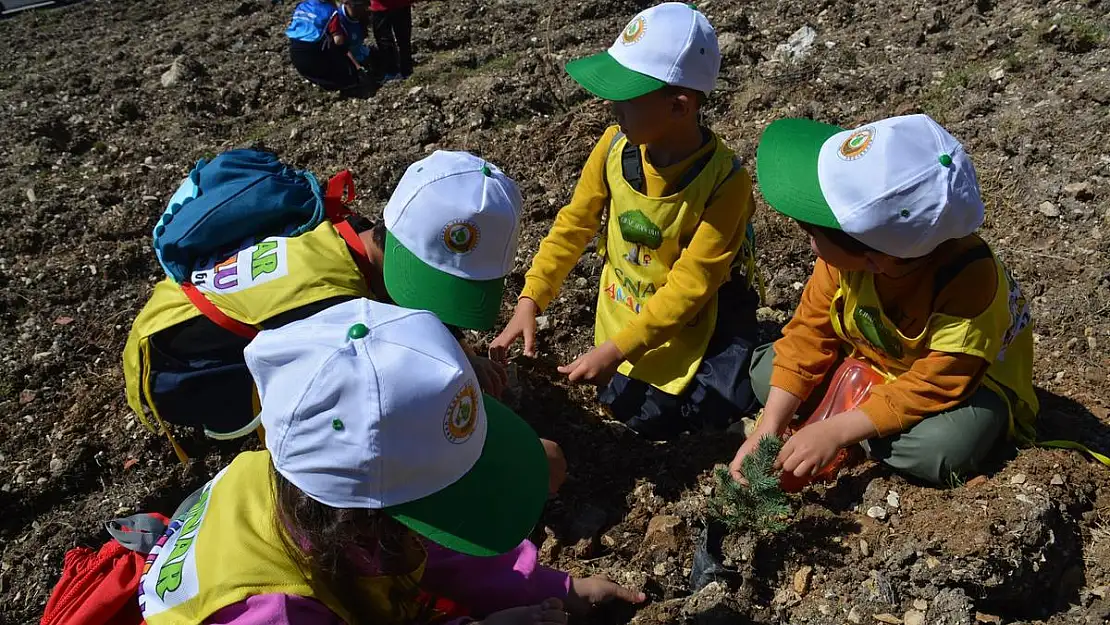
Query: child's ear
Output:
[[672, 92, 696, 119]]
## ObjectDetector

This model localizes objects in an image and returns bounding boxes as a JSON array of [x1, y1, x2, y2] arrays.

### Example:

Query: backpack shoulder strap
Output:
[[620, 141, 646, 194], [932, 242, 994, 302], [180, 283, 259, 340]]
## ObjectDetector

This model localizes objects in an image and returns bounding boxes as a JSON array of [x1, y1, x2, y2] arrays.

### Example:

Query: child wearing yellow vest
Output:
[[138, 299, 643, 625], [124, 151, 566, 493], [729, 114, 1037, 486], [491, 3, 760, 440]]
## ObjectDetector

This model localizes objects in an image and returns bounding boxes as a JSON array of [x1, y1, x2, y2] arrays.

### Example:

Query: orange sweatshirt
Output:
[[771, 235, 998, 436], [520, 125, 754, 362]]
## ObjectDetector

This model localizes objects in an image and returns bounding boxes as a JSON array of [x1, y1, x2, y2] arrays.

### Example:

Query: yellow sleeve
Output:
[[610, 167, 754, 363], [519, 126, 618, 311]]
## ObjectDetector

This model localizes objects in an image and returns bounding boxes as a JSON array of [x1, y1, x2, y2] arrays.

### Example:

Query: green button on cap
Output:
[[332, 418, 345, 431], [939, 153, 953, 167], [481, 165, 492, 177], [347, 323, 369, 339]]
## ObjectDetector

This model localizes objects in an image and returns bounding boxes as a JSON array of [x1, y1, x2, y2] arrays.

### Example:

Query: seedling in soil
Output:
[[709, 435, 791, 535]]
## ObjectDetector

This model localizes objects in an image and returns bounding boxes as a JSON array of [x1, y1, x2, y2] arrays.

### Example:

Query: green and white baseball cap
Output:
[[246, 298, 548, 556], [383, 151, 522, 330], [756, 114, 985, 259], [565, 2, 720, 101]]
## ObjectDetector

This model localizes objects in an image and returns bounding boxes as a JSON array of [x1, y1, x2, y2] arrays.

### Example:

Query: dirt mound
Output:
[[1, 0, 1108, 624]]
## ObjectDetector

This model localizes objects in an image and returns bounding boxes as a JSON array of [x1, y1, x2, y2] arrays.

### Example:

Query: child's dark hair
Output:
[[797, 221, 878, 255], [272, 466, 433, 624], [372, 221, 387, 249]]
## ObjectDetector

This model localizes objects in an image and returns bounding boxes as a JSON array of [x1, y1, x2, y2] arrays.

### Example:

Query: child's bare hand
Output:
[[468, 354, 509, 398], [728, 433, 765, 483], [775, 420, 842, 478], [480, 598, 567, 625], [558, 341, 623, 386], [567, 576, 646, 614], [490, 298, 539, 362], [332, 33, 346, 46]]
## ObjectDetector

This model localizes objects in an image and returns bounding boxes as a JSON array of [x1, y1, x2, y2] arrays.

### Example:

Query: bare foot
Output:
[[479, 598, 567, 625]]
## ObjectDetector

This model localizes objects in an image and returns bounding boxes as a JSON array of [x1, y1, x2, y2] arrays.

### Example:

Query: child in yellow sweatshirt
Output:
[[491, 3, 760, 440]]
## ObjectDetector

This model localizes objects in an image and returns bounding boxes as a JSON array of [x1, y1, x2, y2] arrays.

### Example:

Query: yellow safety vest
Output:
[[594, 133, 745, 395], [828, 249, 1038, 442], [140, 451, 430, 625], [123, 220, 372, 439]]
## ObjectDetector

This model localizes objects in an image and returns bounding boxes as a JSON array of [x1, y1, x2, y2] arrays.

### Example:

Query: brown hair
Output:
[[272, 467, 433, 625]]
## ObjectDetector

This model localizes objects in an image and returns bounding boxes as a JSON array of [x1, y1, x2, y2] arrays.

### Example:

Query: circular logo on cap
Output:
[[838, 127, 875, 161], [441, 220, 481, 255], [444, 382, 480, 444], [621, 16, 646, 45]]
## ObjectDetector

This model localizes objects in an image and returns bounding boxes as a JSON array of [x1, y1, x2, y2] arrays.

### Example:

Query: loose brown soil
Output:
[[1, 1, 1109, 624]]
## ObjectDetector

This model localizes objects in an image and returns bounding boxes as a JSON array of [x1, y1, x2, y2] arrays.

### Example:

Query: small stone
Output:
[[26, 187, 36, 203], [859, 539, 870, 556], [288, 127, 300, 140], [1064, 181, 1093, 200], [407, 86, 424, 96], [773, 25, 818, 63], [19, 390, 36, 405], [37, 477, 48, 486], [974, 613, 1001, 624], [847, 607, 863, 624], [1016, 494, 1035, 504], [1038, 201, 1060, 218], [965, 475, 988, 488], [1010, 473, 1027, 485], [925, 557, 941, 569], [161, 56, 190, 88], [535, 315, 550, 331], [54, 316, 74, 326], [818, 604, 831, 615], [886, 490, 901, 508], [644, 515, 683, 552], [988, 66, 1005, 81], [913, 599, 929, 611], [873, 614, 902, 624], [793, 565, 813, 595], [49, 457, 64, 476], [1050, 474, 1065, 486], [903, 610, 925, 625], [866, 506, 888, 520], [653, 561, 673, 577], [32, 352, 52, 363]]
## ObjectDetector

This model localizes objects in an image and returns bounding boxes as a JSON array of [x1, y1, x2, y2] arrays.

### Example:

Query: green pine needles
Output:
[[709, 435, 791, 534]]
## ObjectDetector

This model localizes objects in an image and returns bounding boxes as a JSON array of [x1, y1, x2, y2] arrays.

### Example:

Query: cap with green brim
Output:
[[755, 118, 846, 229], [565, 52, 667, 102], [384, 230, 504, 331], [386, 395, 549, 556]]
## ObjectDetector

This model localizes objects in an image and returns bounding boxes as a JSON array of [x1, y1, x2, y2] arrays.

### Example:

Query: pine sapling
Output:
[[709, 434, 790, 534]]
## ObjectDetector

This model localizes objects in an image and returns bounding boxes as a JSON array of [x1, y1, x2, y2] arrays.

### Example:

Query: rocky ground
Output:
[[1, 0, 1109, 623]]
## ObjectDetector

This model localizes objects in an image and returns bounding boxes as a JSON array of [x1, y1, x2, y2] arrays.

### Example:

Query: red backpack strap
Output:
[[334, 219, 375, 286], [324, 170, 357, 222], [180, 283, 259, 340]]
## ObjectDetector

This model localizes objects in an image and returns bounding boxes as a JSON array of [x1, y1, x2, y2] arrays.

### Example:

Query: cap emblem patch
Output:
[[441, 220, 481, 255], [444, 382, 480, 444], [621, 16, 647, 45], [838, 127, 876, 161]]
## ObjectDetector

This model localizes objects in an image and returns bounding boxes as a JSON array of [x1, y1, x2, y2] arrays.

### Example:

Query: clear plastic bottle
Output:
[[780, 358, 884, 492]]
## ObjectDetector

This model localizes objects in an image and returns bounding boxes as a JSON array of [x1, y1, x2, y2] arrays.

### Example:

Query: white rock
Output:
[[866, 506, 888, 520], [1038, 201, 1060, 217], [1051, 474, 1065, 486], [847, 607, 862, 624], [160, 57, 188, 88], [904, 609, 926, 625], [26, 187, 36, 203], [1011, 473, 1027, 485], [49, 457, 64, 476], [886, 490, 901, 508], [989, 66, 1005, 81], [773, 26, 818, 64], [535, 315, 550, 331]]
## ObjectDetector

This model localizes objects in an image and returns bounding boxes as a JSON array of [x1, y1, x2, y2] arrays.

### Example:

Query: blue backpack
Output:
[[152, 149, 333, 284]]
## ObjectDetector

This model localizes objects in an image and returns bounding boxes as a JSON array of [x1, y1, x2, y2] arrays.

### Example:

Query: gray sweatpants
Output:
[[749, 344, 1008, 485]]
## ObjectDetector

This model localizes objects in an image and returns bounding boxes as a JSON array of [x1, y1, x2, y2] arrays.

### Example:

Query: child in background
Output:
[[138, 299, 643, 625], [329, 0, 373, 73], [371, 0, 415, 80], [491, 3, 761, 441], [730, 114, 1038, 486], [285, 0, 364, 92]]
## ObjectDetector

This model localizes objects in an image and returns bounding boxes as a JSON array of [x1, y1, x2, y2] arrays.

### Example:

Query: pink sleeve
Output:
[[203, 594, 344, 625], [419, 539, 571, 618]]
